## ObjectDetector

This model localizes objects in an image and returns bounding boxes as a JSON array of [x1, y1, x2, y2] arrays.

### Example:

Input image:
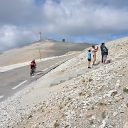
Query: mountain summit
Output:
[[0, 40, 91, 66]]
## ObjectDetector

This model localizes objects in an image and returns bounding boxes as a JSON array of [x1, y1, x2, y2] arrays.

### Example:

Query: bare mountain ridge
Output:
[[0, 40, 91, 66]]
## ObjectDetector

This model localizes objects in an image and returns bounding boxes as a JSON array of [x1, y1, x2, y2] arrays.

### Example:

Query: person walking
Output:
[[100, 43, 108, 64], [92, 45, 98, 65], [87, 49, 92, 68]]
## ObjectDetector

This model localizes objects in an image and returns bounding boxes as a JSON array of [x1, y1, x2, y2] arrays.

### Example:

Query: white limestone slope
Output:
[[0, 40, 90, 67], [0, 37, 128, 128]]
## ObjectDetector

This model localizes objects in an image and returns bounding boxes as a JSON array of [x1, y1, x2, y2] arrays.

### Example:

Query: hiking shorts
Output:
[[88, 59, 91, 62], [103, 55, 107, 61]]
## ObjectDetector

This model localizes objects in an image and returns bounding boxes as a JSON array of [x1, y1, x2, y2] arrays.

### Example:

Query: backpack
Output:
[[103, 47, 108, 55]]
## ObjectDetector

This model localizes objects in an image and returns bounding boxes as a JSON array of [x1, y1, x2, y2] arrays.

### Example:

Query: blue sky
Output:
[[0, 0, 128, 51], [35, 0, 46, 6]]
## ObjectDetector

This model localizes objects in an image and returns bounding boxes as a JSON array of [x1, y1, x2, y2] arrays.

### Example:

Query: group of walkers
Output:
[[88, 43, 108, 68]]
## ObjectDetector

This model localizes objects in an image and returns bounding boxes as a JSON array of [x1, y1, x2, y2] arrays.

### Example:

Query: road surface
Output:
[[0, 54, 78, 102]]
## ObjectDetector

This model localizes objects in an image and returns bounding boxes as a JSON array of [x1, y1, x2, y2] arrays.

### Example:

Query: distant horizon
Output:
[[0, 35, 127, 53]]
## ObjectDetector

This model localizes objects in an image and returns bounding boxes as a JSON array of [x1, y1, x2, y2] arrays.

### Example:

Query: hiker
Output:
[[100, 43, 108, 64], [92, 45, 98, 65], [88, 49, 92, 68]]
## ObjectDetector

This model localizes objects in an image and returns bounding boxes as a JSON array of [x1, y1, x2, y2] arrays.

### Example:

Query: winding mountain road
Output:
[[0, 54, 78, 102]]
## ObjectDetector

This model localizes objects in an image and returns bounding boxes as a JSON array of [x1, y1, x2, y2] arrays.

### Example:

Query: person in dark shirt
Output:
[[100, 43, 108, 64]]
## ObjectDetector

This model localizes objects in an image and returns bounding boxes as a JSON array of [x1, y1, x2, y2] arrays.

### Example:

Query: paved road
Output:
[[0, 54, 78, 102]]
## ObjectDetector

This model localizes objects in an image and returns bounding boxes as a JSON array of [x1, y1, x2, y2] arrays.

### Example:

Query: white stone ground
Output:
[[0, 37, 128, 128]]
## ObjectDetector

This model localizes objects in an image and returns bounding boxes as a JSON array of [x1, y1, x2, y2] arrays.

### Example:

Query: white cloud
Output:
[[0, 0, 128, 50], [42, 0, 128, 35], [0, 26, 37, 51]]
